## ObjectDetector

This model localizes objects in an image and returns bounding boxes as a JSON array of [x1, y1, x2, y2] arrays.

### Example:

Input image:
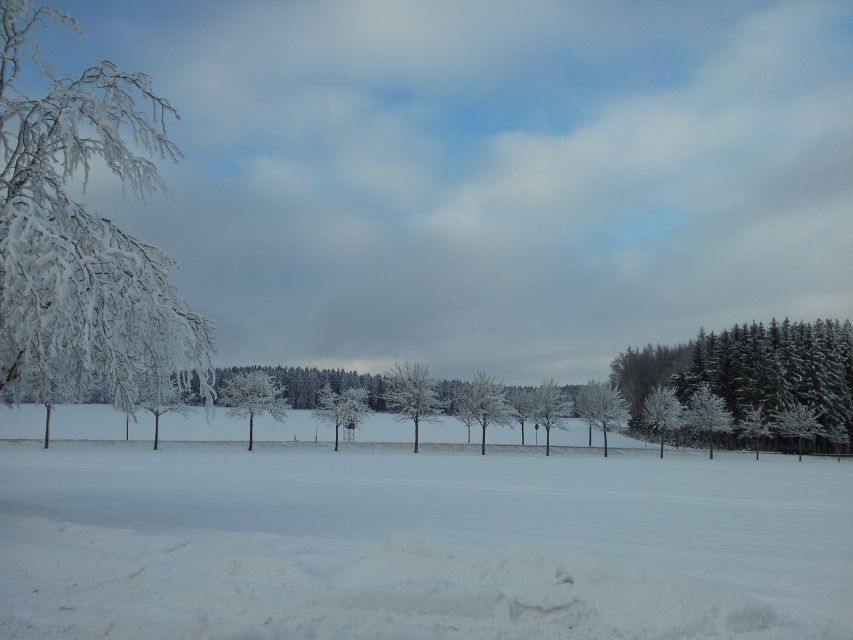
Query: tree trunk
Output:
[[414, 417, 419, 453], [755, 436, 759, 461], [43, 403, 51, 449], [126, 414, 129, 441], [603, 427, 608, 458], [335, 421, 339, 452], [521, 421, 525, 446], [660, 432, 664, 459], [248, 413, 254, 452], [798, 436, 802, 462], [588, 424, 592, 447], [467, 424, 471, 444], [709, 431, 713, 460], [154, 413, 160, 451], [481, 421, 487, 455], [545, 426, 550, 456]]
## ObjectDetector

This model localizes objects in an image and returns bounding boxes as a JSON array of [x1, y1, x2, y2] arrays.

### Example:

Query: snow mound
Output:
[[1, 519, 847, 640], [318, 532, 831, 640]]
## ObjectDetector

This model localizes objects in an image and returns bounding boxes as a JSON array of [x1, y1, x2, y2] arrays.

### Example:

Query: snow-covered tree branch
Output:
[[0, 0, 215, 415], [641, 386, 684, 459], [12, 345, 83, 448], [575, 380, 629, 458], [773, 403, 824, 462], [685, 383, 732, 460], [220, 371, 289, 452], [383, 362, 446, 454], [451, 381, 477, 445], [314, 383, 370, 451], [734, 407, 771, 461], [532, 379, 573, 457], [133, 350, 189, 451], [507, 387, 536, 446], [458, 371, 511, 456]]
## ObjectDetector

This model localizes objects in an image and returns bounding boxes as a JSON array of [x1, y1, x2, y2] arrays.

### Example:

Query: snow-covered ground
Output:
[[1, 408, 851, 639], [0, 403, 651, 449]]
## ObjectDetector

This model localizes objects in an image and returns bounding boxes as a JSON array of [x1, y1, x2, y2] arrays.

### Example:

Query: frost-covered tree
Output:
[[824, 422, 850, 462], [685, 383, 732, 460], [458, 371, 511, 455], [641, 386, 684, 459], [0, 1, 215, 410], [532, 379, 573, 456], [383, 362, 446, 453], [339, 386, 370, 442], [15, 348, 83, 448], [735, 407, 772, 461], [451, 382, 476, 445], [575, 380, 629, 457], [506, 387, 536, 446], [134, 366, 189, 451], [220, 371, 289, 451], [314, 383, 369, 452], [773, 403, 825, 462], [314, 383, 341, 449]]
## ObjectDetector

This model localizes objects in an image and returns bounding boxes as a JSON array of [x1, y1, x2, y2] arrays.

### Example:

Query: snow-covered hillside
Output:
[[1, 438, 851, 639]]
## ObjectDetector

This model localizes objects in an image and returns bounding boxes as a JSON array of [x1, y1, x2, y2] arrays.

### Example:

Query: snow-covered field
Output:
[[1, 407, 851, 639]]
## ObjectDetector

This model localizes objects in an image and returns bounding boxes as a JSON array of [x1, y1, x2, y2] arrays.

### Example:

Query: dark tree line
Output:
[[212, 366, 583, 418], [611, 318, 853, 453], [214, 366, 389, 411], [609, 343, 693, 424]]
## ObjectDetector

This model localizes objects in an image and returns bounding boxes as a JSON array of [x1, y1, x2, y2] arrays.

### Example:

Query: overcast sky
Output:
[[47, 0, 853, 384]]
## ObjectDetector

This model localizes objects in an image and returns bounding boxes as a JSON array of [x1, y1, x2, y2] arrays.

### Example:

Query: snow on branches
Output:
[[773, 403, 824, 461], [641, 386, 684, 459], [0, 1, 214, 411], [734, 407, 772, 460], [533, 379, 573, 456], [384, 362, 446, 454], [685, 383, 732, 460], [506, 387, 537, 446], [458, 371, 511, 455], [314, 383, 370, 451], [575, 380, 629, 457], [220, 371, 290, 451]]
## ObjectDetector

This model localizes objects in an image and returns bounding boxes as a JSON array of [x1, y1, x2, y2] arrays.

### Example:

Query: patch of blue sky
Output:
[[406, 49, 707, 186], [573, 209, 685, 257]]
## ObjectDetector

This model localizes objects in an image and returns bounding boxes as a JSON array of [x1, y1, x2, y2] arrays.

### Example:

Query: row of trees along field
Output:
[[117, 363, 852, 461], [217, 365, 625, 457], [12, 348, 849, 461], [611, 318, 853, 455]]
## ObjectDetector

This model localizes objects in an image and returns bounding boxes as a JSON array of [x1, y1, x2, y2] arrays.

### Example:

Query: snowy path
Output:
[[1, 442, 851, 638]]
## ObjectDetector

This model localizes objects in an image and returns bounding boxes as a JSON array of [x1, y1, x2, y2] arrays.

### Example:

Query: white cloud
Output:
[[65, 1, 853, 383]]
